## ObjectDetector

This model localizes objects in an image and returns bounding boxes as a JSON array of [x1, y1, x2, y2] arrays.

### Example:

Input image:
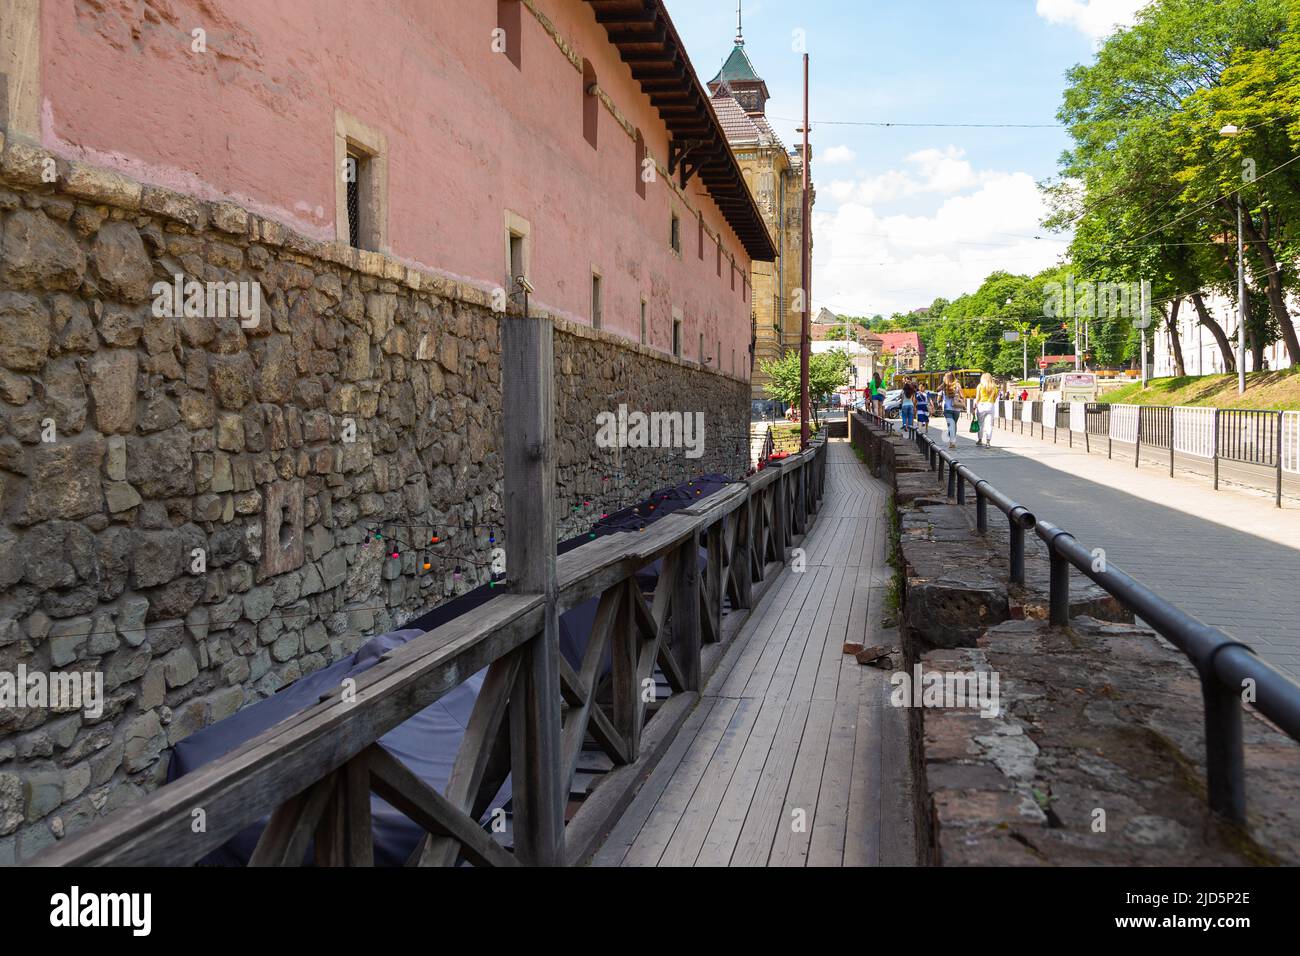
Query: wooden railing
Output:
[[32, 386, 827, 866]]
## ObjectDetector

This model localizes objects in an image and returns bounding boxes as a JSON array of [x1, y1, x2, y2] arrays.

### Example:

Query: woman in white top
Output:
[[974, 372, 998, 448]]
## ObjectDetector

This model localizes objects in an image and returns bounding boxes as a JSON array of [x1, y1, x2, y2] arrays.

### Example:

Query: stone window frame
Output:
[[1, 0, 41, 140], [504, 209, 532, 295], [640, 297, 648, 345], [590, 265, 603, 330], [333, 109, 389, 253]]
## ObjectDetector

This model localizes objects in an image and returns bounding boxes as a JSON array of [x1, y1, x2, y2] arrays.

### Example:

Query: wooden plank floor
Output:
[[593, 440, 916, 867]]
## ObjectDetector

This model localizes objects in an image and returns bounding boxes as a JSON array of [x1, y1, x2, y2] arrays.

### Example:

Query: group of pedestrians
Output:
[[887, 370, 1004, 450]]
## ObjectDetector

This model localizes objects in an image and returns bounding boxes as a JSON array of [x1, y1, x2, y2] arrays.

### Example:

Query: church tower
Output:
[[708, 4, 814, 408]]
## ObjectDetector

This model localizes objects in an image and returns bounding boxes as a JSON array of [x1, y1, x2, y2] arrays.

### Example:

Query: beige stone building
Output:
[[708, 31, 814, 404]]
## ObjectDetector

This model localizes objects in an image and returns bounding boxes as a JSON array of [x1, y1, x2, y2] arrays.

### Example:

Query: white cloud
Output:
[[820, 144, 856, 165], [813, 160, 1070, 317], [827, 146, 991, 206], [1035, 0, 1146, 39]]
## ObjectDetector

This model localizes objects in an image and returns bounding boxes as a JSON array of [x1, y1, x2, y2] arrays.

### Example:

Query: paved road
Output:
[[931, 417, 1300, 680]]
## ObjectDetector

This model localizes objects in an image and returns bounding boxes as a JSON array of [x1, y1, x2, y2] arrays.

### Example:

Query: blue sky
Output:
[[663, 0, 1146, 316]]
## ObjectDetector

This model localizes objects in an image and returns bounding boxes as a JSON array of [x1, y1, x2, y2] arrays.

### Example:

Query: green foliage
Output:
[[757, 348, 853, 407], [1044, 0, 1300, 364]]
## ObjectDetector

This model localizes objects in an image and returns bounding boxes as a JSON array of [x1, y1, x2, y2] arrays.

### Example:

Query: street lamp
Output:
[[1220, 123, 1247, 394]]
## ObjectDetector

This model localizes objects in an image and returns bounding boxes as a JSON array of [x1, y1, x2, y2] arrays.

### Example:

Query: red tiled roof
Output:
[[711, 89, 786, 150], [711, 91, 765, 142], [875, 331, 923, 355]]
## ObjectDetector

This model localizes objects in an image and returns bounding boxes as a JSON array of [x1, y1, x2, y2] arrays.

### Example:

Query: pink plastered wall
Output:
[[39, 0, 754, 380]]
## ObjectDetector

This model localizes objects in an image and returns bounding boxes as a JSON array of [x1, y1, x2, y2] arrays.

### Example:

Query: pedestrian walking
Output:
[[940, 372, 961, 448], [870, 371, 884, 417], [975, 372, 998, 448], [901, 380, 916, 432], [916, 384, 931, 431]]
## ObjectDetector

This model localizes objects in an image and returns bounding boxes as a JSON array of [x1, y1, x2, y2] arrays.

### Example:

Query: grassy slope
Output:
[[1096, 368, 1300, 411]]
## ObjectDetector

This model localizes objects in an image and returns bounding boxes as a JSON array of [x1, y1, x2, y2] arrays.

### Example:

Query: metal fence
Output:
[[1085, 402, 1110, 438], [905, 424, 1300, 827], [996, 401, 1300, 507], [1285, 411, 1300, 474]]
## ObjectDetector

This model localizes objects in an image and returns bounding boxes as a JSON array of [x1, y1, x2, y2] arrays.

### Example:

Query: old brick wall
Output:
[[0, 140, 748, 862]]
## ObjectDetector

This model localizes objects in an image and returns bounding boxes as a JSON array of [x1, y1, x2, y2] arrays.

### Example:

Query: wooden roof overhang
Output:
[[586, 0, 778, 263]]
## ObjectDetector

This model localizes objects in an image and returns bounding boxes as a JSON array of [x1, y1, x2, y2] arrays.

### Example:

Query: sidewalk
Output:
[[927, 417, 1300, 680]]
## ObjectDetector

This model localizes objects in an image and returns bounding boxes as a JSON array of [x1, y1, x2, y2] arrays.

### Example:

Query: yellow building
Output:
[[708, 29, 814, 404]]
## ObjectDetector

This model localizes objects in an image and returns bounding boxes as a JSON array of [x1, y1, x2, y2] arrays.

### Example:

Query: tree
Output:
[[757, 349, 852, 423], [1044, 0, 1294, 372]]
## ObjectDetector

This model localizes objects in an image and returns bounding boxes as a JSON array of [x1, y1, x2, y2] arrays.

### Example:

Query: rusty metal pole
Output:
[[799, 52, 811, 450]]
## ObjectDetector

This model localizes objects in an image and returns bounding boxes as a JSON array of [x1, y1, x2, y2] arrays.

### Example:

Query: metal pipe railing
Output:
[[891, 420, 1300, 825], [916, 430, 1035, 585]]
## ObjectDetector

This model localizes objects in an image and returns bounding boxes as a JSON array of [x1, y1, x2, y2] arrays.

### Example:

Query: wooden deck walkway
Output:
[[593, 440, 916, 866]]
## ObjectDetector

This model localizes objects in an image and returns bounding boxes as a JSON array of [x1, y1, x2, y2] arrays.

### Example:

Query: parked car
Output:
[[883, 389, 904, 416]]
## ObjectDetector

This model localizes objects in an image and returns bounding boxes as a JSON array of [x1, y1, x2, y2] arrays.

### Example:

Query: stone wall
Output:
[[0, 139, 748, 863]]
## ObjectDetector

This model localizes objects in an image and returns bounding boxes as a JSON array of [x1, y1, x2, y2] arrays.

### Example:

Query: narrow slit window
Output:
[[673, 317, 682, 358], [345, 148, 367, 249], [640, 299, 647, 345], [697, 212, 704, 259], [716, 237, 722, 277], [671, 211, 681, 254], [635, 129, 647, 199], [591, 272, 602, 330], [582, 60, 599, 149], [497, 0, 522, 69], [508, 230, 526, 292], [699, 333, 705, 366]]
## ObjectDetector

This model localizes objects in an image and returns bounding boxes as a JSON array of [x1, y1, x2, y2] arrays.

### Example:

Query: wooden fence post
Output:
[[502, 308, 565, 867], [674, 535, 702, 691]]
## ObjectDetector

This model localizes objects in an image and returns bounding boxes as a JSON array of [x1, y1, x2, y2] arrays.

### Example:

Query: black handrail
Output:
[[900, 423, 1300, 825], [914, 427, 1034, 583]]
